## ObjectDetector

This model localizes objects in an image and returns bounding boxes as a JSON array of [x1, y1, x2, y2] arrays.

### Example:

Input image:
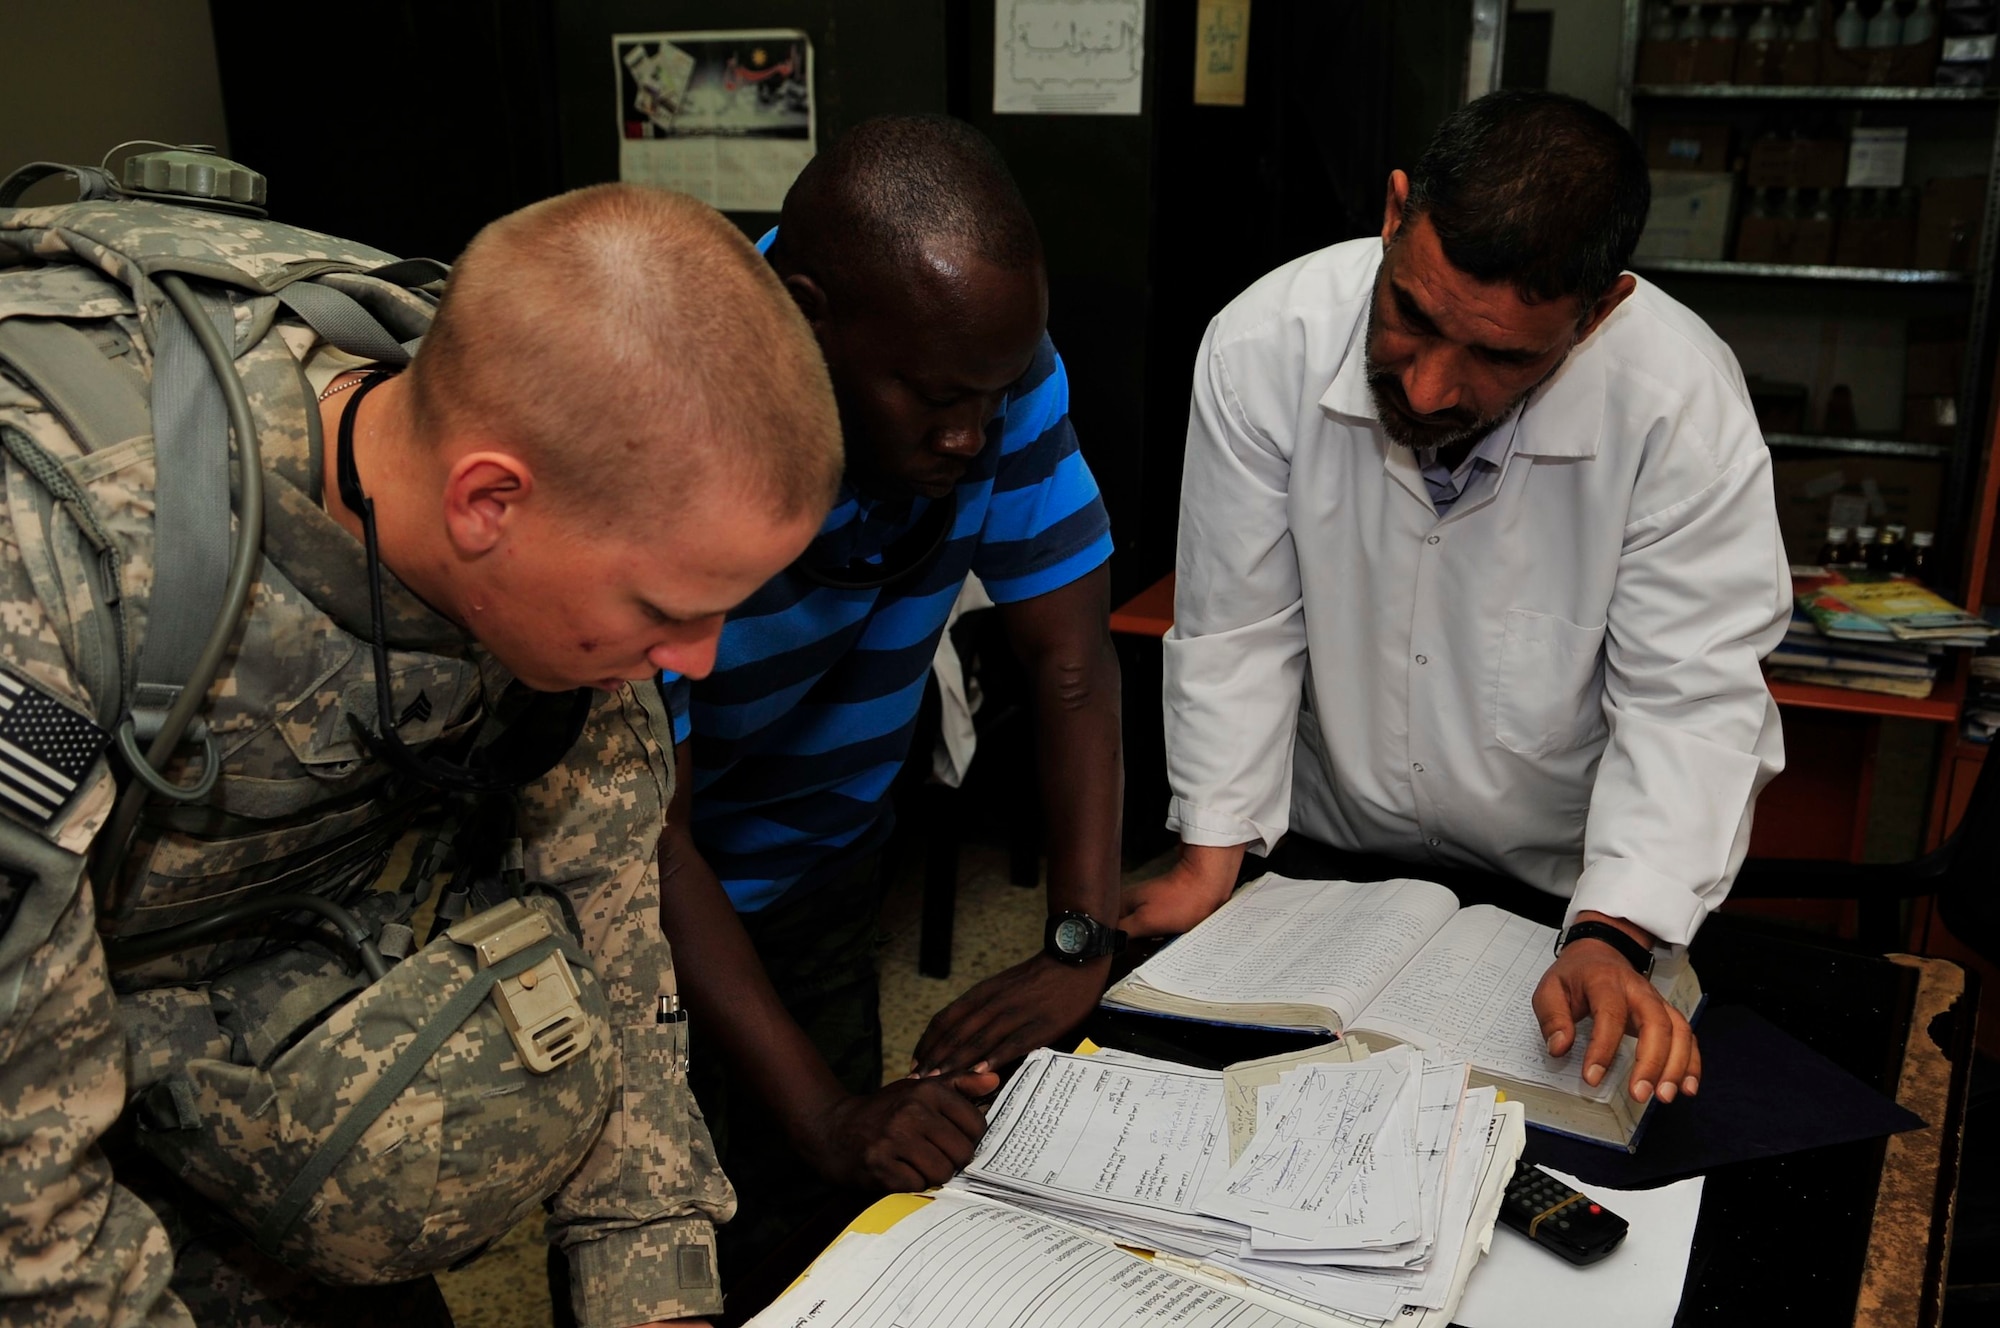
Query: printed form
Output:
[[748, 1194, 1328, 1328], [965, 1050, 1230, 1223]]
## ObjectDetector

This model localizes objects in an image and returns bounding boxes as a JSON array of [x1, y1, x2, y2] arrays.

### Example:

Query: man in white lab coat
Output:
[[1123, 91, 1790, 1107]]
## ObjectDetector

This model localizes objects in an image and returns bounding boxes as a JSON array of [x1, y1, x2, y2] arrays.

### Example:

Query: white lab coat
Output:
[[1163, 238, 1790, 946]]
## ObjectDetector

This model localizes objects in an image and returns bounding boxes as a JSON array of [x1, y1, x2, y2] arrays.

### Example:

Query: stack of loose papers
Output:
[[946, 1042, 1527, 1327]]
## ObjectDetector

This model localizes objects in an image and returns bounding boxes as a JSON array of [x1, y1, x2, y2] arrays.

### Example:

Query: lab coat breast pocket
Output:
[[1492, 608, 1609, 758]]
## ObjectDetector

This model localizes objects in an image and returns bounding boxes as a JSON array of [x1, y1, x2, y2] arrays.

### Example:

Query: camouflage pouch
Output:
[[131, 894, 615, 1284]]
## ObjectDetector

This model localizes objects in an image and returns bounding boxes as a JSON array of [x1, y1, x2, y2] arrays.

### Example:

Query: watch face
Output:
[[1054, 916, 1092, 954]]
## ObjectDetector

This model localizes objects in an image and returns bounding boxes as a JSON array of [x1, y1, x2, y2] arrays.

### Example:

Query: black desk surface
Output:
[[1084, 916, 1975, 1328]]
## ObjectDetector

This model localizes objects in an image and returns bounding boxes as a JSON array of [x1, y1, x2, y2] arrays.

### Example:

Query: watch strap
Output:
[[1557, 920, 1655, 977]]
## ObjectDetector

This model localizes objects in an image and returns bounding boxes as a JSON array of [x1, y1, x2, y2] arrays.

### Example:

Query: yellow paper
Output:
[[1194, 1, 1251, 106]]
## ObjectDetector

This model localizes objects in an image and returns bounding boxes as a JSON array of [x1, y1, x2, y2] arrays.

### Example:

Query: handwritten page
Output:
[[747, 1193, 1326, 1328], [1134, 877, 1460, 1027], [1355, 905, 1624, 1100], [1222, 1039, 1371, 1163], [964, 1050, 1228, 1221], [1200, 1047, 1415, 1241]]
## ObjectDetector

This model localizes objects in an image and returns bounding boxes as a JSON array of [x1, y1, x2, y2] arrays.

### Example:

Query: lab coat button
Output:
[[1427, 535, 1441, 545], [1415, 654, 1428, 665]]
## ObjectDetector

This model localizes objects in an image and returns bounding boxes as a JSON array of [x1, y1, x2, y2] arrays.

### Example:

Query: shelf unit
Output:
[[1762, 431, 1953, 458], [1619, 4, 2000, 589], [1633, 256, 1971, 282]]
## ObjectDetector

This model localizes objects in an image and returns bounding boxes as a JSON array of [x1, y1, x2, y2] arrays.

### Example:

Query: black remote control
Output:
[[1497, 1163, 1629, 1265]]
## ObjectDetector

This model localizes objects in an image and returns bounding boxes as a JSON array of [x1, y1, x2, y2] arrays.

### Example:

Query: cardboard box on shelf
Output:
[[1834, 210, 1918, 267], [1648, 122, 1733, 173], [1635, 171, 1737, 262], [1915, 175, 1989, 270], [1748, 136, 1849, 190], [1773, 456, 1945, 565]]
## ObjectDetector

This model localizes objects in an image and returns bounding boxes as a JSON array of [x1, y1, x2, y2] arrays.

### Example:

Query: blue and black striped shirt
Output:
[[665, 331, 1112, 912]]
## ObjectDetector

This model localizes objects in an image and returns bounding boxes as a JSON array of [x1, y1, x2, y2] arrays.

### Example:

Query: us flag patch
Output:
[[0, 671, 109, 828]]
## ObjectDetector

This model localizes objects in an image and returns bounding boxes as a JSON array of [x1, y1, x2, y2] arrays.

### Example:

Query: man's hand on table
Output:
[[1533, 910, 1700, 1105], [912, 952, 1110, 1076], [798, 1072, 1002, 1193]]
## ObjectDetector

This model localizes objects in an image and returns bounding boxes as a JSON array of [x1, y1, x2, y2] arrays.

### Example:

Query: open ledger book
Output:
[[1101, 875, 1703, 1150]]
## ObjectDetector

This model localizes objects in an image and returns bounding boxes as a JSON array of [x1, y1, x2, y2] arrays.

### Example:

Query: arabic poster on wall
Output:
[[993, 0, 1146, 116], [1193, 1, 1250, 107], [615, 30, 814, 213]]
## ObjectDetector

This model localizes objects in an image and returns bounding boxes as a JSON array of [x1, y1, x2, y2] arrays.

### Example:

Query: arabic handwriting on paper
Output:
[[1193, 1, 1251, 106], [1141, 877, 1457, 1023], [972, 1052, 1225, 1216], [993, 0, 1147, 115], [1360, 907, 1623, 1101]]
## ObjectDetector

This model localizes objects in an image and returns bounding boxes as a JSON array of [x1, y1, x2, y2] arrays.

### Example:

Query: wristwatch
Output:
[[1044, 911, 1127, 965], [1555, 920, 1655, 978]]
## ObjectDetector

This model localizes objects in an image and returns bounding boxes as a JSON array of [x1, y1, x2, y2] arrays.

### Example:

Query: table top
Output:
[[1087, 918, 1975, 1328], [715, 921, 1974, 1328]]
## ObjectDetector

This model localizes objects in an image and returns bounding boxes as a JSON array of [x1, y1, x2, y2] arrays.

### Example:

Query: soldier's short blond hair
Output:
[[408, 183, 841, 522]]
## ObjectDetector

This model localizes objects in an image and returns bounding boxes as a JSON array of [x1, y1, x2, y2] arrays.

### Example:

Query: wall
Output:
[[1, 1, 229, 188], [1516, 0, 1625, 114]]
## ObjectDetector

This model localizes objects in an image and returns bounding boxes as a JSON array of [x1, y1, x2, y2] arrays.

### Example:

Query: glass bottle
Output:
[[1869, 523, 1909, 573], [1713, 6, 1744, 40], [1749, 5, 1784, 42], [1650, 3, 1681, 42], [1909, 529, 1936, 583], [1819, 525, 1857, 565], [1855, 524, 1882, 564], [1678, 5, 1710, 40]]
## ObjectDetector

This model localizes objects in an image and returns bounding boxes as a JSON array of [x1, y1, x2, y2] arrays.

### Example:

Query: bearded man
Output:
[[1124, 90, 1790, 1109]]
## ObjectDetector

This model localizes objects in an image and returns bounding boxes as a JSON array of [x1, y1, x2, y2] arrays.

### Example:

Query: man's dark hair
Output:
[[774, 113, 1042, 307], [1404, 90, 1649, 306]]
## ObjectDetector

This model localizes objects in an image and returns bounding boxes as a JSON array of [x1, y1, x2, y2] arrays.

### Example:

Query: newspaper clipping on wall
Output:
[[615, 29, 815, 212]]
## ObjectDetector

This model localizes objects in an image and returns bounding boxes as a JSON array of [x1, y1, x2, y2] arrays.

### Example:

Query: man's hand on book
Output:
[[912, 953, 1109, 1077], [803, 1073, 1001, 1193], [1533, 913, 1701, 1105], [1120, 842, 1246, 937]]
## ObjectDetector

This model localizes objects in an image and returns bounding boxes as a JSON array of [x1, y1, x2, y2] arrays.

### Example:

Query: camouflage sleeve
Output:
[[0, 444, 191, 1328], [517, 680, 734, 1328]]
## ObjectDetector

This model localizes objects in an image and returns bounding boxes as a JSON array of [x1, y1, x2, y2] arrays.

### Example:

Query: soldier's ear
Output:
[[440, 451, 536, 556]]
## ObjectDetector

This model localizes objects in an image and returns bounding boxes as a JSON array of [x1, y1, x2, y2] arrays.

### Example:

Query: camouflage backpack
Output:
[[0, 148, 616, 1282]]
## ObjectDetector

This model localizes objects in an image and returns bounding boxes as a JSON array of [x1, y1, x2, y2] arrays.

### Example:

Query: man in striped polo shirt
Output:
[[658, 116, 1123, 1269]]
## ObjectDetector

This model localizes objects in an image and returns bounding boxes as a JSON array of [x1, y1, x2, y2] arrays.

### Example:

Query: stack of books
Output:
[[1768, 571, 1996, 700], [1966, 647, 2000, 743]]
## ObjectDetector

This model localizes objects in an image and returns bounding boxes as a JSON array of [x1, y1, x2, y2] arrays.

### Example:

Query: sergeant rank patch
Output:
[[0, 670, 110, 827]]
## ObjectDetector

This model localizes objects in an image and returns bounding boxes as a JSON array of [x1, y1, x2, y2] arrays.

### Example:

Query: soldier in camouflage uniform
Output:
[[0, 178, 842, 1327]]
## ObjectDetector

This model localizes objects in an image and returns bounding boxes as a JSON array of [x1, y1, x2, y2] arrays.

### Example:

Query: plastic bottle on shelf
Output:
[[1819, 525, 1859, 566], [1834, 0, 1867, 48], [1749, 6, 1784, 42], [1650, 2, 1680, 42], [1795, 2, 1822, 41], [1865, 0, 1903, 47], [1909, 530, 1936, 583], [1712, 6, 1743, 40], [1678, 5, 1709, 40], [1904, 0, 1937, 46]]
